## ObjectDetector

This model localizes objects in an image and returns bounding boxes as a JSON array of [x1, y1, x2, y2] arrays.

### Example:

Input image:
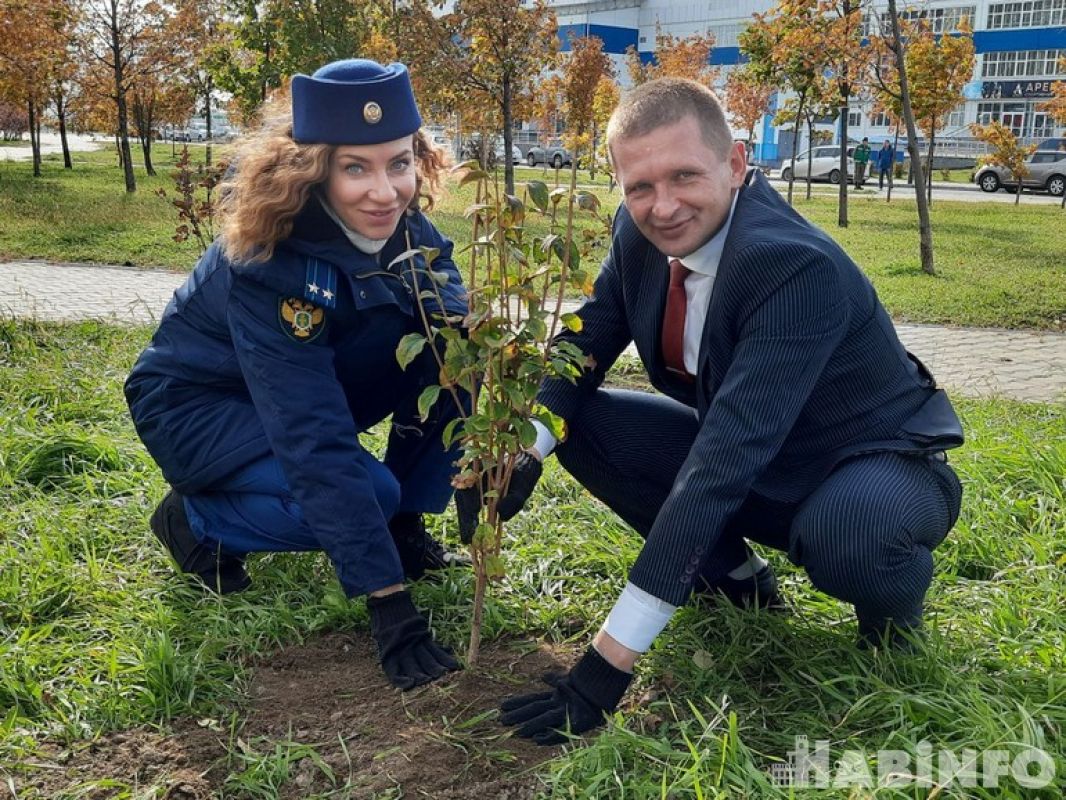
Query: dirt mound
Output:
[[16, 635, 573, 799]]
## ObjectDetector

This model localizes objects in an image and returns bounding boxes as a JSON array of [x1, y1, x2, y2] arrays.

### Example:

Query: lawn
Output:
[[0, 145, 1064, 329], [0, 319, 1062, 798]]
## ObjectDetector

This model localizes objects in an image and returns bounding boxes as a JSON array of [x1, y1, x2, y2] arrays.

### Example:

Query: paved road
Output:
[[3, 259, 1063, 404], [765, 177, 1065, 206]]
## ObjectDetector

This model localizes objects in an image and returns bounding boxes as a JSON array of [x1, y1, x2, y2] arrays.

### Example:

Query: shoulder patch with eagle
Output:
[[279, 296, 326, 341]]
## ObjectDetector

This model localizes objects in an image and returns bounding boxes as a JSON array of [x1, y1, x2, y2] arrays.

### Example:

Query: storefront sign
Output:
[[981, 80, 1056, 99]]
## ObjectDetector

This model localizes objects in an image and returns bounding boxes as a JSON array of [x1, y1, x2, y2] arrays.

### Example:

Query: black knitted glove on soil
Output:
[[499, 647, 632, 745], [367, 591, 460, 690], [455, 451, 544, 544]]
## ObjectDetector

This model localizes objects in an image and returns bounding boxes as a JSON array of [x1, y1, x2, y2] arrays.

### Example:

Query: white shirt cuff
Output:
[[531, 419, 558, 460], [601, 582, 678, 653]]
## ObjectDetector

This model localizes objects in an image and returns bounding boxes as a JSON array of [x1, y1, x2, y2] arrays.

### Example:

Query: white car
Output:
[[778, 145, 855, 184]]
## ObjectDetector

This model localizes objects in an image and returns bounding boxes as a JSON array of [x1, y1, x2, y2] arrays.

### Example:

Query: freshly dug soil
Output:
[[15, 634, 574, 799]]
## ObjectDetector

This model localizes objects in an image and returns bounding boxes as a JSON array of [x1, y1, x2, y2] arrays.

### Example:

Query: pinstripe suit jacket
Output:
[[538, 169, 963, 605]]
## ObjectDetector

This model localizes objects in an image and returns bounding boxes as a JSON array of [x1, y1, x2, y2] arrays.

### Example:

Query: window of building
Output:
[[977, 101, 1033, 136], [982, 49, 1066, 77], [1031, 111, 1056, 138], [870, 5, 975, 34], [870, 110, 894, 127], [947, 104, 966, 129], [848, 108, 862, 127], [986, 0, 1066, 29], [897, 5, 976, 33]]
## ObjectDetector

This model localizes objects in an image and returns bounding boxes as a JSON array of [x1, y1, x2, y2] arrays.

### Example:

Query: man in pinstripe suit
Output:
[[495, 78, 965, 745]]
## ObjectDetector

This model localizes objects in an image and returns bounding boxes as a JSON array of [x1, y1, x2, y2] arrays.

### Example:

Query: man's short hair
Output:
[[606, 78, 734, 159]]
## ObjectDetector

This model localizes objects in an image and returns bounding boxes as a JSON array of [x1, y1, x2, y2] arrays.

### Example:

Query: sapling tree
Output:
[[393, 162, 610, 664]]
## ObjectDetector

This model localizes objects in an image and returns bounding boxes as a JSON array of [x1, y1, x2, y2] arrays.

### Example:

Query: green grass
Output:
[[1, 146, 1064, 329], [0, 319, 1063, 797]]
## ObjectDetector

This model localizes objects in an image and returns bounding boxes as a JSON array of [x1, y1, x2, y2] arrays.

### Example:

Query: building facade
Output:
[[552, 0, 1066, 163]]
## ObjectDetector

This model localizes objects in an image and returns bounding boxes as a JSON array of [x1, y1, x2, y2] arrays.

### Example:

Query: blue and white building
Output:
[[551, 0, 1066, 163]]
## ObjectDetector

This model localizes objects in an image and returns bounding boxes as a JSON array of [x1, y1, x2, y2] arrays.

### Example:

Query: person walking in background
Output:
[[877, 140, 895, 190], [125, 59, 468, 691], [853, 136, 871, 189]]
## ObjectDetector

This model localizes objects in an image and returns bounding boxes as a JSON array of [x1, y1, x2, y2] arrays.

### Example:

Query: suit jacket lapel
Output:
[[642, 246, 670, 378]]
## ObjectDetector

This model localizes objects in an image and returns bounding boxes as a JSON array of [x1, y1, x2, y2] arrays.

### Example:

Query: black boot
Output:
[[150, 490, 251, 595], [700, 563, 787, 611], [388, 512, 470, 581]]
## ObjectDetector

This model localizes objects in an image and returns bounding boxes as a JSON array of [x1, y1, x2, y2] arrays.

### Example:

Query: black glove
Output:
[[367, 590, 461, 690], [456, 451, 544, 543], [499, 647, 632, 745]]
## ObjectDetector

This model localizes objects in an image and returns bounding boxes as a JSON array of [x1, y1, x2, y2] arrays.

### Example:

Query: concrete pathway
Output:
[[2, 259, 1064, 404]]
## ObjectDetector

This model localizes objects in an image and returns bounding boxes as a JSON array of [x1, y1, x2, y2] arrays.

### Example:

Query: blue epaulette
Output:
[[303, 257, 338, 309]]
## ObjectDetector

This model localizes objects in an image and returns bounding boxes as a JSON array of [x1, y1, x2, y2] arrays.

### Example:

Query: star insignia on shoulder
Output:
[[322, 288, 334, 301], [307, 281, 320, 294]]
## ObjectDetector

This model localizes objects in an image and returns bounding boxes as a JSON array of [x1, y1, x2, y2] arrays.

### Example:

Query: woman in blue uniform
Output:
[[125, 59, 466, 689]]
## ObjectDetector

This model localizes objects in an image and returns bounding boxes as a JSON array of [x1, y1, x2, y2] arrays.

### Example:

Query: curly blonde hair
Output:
[[220, 102, 449, 264]]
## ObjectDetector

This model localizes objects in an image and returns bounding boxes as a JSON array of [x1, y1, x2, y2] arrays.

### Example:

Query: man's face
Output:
[[613, 116, 747, 258]]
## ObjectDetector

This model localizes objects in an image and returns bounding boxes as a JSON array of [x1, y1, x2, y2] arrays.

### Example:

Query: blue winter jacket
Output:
[[125, 198, 467, 596]]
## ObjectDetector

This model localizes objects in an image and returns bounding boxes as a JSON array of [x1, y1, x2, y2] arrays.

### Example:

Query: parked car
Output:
[[526, 140, 573, 168], [777, 145, 855, 184], [973, 150, 1066, 196]]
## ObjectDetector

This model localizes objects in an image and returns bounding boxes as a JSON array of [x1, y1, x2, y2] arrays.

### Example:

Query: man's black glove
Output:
[[499, 647, 632, 745], [455, 451, 544, 544], [367, 590, 460, 690]]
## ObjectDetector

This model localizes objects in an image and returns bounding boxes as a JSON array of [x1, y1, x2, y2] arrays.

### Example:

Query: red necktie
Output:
[[661, 259, 691, 378]]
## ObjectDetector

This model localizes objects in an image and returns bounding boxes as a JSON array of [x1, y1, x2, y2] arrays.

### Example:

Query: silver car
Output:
[[974, 150, 1066, 196], [526, 140, 574, 168], [778, 145, 855, 184]]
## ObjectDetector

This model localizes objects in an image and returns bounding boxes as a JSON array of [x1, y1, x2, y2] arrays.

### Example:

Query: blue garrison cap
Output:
[[291, 59, 422, 145]]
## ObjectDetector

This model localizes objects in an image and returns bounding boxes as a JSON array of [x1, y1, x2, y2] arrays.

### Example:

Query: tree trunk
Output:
[[805, 115, 814, 201], [141, 135, 155, 176], [468, 559, 486, 665], [501, 73, 515, 195], [786, 92, 806, 207], [27, 98, 41, 177], [837, 98, 849, 227], [56, 89, 72, 169], [204, 74, 214, 167], [1015, 177, 1022, 205], [926, 124, 936, 204], [887, 0, 935, 275], [110, 1, 136, 193]]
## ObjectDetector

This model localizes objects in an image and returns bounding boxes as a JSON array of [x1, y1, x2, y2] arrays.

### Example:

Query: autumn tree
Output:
[[529, 72, 563, 159], [0, 0, 71, 176], [971, 121, 1037, 206], [0, 101, 28, 140], [1038, 57, 1066, 208], [401, 0, 558, 195], [724, 65, 773, 163], [558, 35, 612, 179], [210, 0, 391, 126], [880, 0, 935, 274], [818, 0, 867, 228], [591, 75, 620, 183], [78, 0, 174, 192], [625, 24, 719, 89], [905, 18, 974, 203], [740, 0, 827, 206]]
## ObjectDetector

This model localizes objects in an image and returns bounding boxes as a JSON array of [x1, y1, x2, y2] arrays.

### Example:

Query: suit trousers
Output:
[[555, 389, 962, 628]]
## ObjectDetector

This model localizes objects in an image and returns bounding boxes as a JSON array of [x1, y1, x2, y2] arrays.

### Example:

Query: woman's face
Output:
[[324, 135, 417, 239]]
